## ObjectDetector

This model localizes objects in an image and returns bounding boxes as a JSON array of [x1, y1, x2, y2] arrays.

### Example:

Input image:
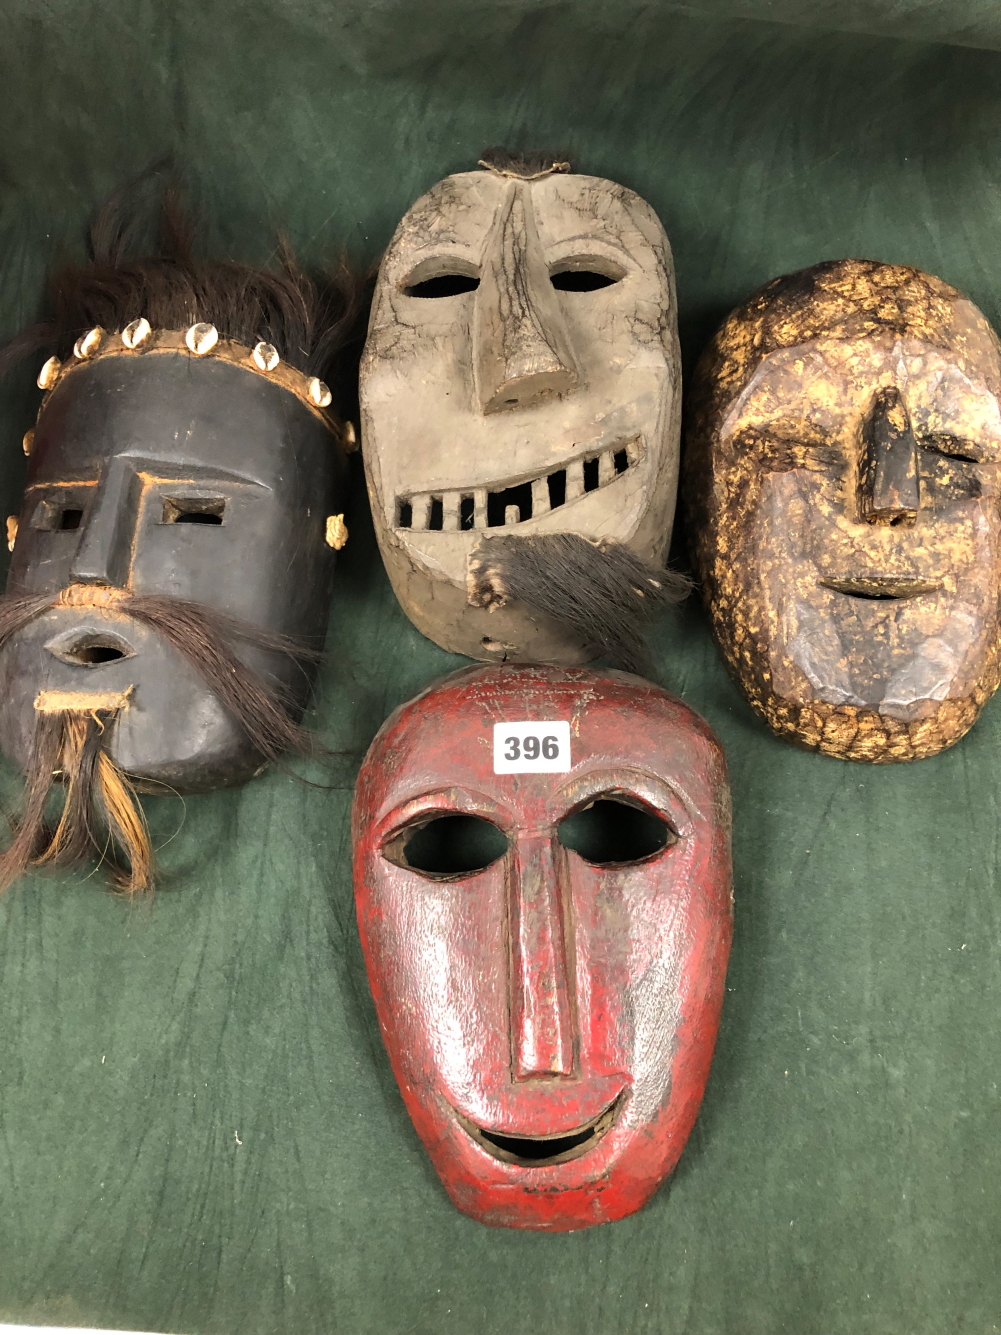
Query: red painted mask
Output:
[[352, 665, 732, 1230]]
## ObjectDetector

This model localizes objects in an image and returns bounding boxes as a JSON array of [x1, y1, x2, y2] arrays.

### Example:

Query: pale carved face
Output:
[[717, 331, 1001, 750], [360, 168, 680, 663]]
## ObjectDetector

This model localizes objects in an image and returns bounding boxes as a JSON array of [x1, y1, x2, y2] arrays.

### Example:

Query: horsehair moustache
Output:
[[0, 706, 152, 895]]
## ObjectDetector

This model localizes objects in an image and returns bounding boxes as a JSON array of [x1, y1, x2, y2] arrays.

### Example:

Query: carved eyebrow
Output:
[[726, 416, 834, 448], [920, 432, 1001, 463], [542, 227, 636, 265], [128, 458, 272, 489]]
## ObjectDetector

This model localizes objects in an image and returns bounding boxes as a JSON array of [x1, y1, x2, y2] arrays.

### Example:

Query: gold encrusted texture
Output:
[[684, 259, 1001, 762]]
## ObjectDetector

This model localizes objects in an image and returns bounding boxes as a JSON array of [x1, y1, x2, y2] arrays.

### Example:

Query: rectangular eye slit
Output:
[[161, 498, 226, 525], [583, 457, 600, 492], [459, 496, 476, 530], [428, 497, 444, 531], [547, 469, 567, 510], [32, 499, 84, 531], [397, 499, 413, 529], [613, 448, 629, 474]]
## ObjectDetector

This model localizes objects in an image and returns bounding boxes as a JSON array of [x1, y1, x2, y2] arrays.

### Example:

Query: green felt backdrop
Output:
[[1, 3, 1000, 1332]]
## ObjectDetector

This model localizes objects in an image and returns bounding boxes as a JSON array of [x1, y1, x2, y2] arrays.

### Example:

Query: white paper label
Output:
[[493, 720, 571, 774]]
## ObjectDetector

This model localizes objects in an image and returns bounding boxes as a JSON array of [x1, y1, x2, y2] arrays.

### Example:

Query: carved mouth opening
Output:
[[46, 629, 135, 667], [453, 1095, 622, 1167], [819, 577, 944, 601], [395, 437, 642, 533]]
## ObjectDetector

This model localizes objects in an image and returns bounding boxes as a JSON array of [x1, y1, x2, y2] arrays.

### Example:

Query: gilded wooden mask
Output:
[[686, 259, 1001, 762]]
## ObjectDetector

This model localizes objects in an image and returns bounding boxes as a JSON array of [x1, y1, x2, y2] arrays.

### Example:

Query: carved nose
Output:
[[473, 183, 581, 415], [509, 832, 575, 1079], [70, 456, 139, 588], [858, 387, 919, 525]]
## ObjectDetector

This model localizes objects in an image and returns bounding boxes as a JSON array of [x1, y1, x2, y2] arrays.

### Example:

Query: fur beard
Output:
[[466, 533, 690, 674]]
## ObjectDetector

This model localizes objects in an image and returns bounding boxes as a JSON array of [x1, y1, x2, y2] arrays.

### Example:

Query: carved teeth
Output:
[[442, 493, 461, 532], [409, 494, 431, 529], [565, 458, 585, 503], [396, 435, 642, 533]]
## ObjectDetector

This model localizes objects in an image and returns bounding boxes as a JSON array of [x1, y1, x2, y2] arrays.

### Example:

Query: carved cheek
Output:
[[363, 864, 510, 1116]]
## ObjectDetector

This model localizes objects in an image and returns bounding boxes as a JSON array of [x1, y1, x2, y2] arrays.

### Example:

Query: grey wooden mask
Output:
[[360, 154, 682, 665]]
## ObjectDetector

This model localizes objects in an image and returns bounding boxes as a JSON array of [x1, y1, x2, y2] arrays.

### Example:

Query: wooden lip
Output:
[[819, 577, 944, 600], [34, 686, 134, 714]]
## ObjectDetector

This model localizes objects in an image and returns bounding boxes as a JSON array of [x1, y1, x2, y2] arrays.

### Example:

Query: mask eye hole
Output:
[[401, 257, 481, 300], [161, 498, 225, 525], [31, 499, 85, 531], [549, 257, 626, 292], [383, 813, 509, 879], [405, 273, 480, 298], [558, 797, 676, 866]]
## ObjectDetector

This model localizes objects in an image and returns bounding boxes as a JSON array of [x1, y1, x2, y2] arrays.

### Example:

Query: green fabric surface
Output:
[[1, 3, 1001, 1332]]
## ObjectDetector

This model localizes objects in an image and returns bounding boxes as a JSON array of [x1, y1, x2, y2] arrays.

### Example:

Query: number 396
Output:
[[504, 735, 559, 761]]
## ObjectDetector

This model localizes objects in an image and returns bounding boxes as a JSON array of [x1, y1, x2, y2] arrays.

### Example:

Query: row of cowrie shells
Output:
[[37, 322, 334, 409]]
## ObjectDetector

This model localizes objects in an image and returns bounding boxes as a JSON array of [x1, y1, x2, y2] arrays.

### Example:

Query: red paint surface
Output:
[[352, 665, 733, 1231]]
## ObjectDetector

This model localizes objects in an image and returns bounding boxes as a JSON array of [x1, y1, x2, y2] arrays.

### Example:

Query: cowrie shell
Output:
[[185, 322, 219, 355], [252, 341, 280, 372], [37, 356, 61, 389], [121, 317, 152, 348], [73, 327, 103, 359], [308, 377, 332, 408]]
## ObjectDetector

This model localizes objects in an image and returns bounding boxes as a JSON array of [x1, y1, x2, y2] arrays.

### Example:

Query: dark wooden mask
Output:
[[0, 191, 361, 893], [685, 258, 1001, 762]]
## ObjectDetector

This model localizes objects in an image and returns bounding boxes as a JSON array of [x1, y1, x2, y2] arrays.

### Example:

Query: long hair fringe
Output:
[[0, 172, 366, 393]]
